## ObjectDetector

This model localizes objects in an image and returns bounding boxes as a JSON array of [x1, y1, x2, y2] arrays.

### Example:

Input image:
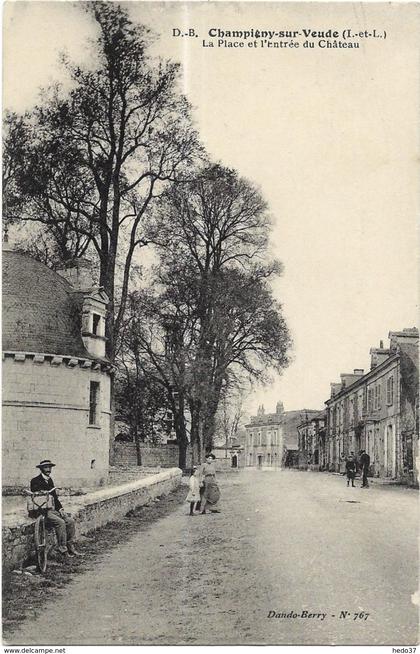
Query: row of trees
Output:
[[3, 2, 292, 468]]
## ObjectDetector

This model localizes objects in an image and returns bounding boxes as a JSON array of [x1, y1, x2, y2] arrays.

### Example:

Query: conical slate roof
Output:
[[2, 250, 91, 358]]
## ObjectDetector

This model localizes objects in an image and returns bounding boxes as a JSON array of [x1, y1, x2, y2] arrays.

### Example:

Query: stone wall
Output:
[[2, 355, 111, 489], [112, 443, 242, 470], [3, 468, 182, 575], [113, 442, 192, 468]]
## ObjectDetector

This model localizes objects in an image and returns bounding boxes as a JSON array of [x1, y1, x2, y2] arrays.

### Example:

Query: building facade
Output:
[[2, 249, 112, 490], [244, 403, 320, 468], [324, 329, 418, 485], [297, 411, 327, 470]]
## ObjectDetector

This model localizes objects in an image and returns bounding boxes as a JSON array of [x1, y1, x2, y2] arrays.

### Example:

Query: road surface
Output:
[[7, 469, 419, 645]]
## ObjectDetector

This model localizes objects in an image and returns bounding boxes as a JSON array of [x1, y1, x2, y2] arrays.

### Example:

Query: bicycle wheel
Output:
[[34, 515, 48, 573]]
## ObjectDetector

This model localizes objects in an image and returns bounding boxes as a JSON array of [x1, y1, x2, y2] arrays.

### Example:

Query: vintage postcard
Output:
[[2, 0, 419, 649]]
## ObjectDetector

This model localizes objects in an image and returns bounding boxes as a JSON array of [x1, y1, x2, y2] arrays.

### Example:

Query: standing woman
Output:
[[200, 453, 221, 514]]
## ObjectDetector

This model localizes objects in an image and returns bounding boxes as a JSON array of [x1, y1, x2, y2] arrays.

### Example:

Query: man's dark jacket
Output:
[[30, 474, 62, 511], [360, 453, 371, 469]]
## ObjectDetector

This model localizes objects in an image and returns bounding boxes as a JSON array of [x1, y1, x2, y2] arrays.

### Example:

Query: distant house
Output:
[[2, 247, 112, 490], [244, 402, 320, 468]]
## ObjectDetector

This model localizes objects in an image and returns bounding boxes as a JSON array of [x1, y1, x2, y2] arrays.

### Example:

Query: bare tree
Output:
[[149, 164, 291, 460], [3, 1, 202, 362], [117, 290, 192, 469]]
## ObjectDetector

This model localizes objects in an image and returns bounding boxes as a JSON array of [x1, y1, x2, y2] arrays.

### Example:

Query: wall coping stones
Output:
[[3, 468, 182, 529], [67, 467, 182, 507]]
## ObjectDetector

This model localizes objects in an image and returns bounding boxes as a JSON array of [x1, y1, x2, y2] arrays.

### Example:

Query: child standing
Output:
[[186, 466, 201, 516]]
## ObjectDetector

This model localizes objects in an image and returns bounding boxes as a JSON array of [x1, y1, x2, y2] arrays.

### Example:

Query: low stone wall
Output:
[[2, 468, 182, 575]]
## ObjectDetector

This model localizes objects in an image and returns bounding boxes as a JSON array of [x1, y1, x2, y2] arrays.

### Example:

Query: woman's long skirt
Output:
[[202, 476, 221, 510]]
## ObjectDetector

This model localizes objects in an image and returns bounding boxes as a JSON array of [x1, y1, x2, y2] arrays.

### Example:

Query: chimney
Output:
[[276, 401, 284, 415], [341, 371, 364, 388], [57, 258, 94, 291], [370, 346, 390, 369], [353, 369, 364, 375], [380, 340, 384, 349], [388, 328, 419, 351]]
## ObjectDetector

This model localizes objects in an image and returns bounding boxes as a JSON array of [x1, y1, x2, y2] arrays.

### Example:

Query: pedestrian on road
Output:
[[359, 449, 371, 488], [345, 452, 357, 487], [29, 459, 82, 557], [200, 453, 221, 514], [186, 466, 201, 515]]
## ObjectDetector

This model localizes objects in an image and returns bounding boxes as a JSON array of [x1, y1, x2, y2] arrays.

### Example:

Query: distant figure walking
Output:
[[186, 466, 201, 516], [359, 449, 371, 488], [200, 453, 221, 514], [345, 452, 357, 487]]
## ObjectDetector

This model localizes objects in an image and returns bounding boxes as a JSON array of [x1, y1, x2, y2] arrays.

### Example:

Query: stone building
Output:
[[244, 402, 319, 468], [324, 328, 419, 485], [297, 410, 327, 470], [2, 248, 112, 490]]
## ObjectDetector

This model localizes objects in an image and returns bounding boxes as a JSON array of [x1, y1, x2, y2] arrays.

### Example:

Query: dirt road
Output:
[[5, 469, 418, 645]]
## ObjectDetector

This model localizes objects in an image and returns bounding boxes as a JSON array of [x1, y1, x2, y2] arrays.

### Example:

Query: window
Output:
[[387, 376, 394, 406], [367, 388, 373, 414], [89, 381, 100, 425], [92, 313, 101, 335], [374, 384, 381, 411]]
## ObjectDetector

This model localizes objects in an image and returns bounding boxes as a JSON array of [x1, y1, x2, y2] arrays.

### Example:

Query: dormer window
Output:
[[79, 289, 109, 358]]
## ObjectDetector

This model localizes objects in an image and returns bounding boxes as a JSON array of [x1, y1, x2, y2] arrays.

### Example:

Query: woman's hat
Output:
[[206, 453, 216, 460], [36, 459, 56, 469]]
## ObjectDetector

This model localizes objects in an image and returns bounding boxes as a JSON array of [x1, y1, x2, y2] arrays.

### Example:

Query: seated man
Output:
[[30, 459, 81, 557]]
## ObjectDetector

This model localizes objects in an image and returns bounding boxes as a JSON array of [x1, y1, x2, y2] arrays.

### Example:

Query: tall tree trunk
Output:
[[108, 373, 116, 466], [133, 423, 142, 466], [189, 399, 201, 465], [202, 376, 224, 452], [173, 397, 188, 470], [178, 438, 188, 471], [203, 410, 216, 452]]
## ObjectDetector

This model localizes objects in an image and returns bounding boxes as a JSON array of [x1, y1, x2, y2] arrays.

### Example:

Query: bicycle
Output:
[[24, 488, 60, 572]]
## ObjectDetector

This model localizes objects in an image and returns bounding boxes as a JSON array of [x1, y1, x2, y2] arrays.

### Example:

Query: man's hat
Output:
[[36, 459, 56, 469]]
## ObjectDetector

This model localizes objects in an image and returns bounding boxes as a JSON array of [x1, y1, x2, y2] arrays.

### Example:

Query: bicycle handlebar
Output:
[[23, 488, 60, 496]]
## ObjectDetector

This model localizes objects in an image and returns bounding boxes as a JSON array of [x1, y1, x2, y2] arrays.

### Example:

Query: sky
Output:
[[3, 1, 419, 416]]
